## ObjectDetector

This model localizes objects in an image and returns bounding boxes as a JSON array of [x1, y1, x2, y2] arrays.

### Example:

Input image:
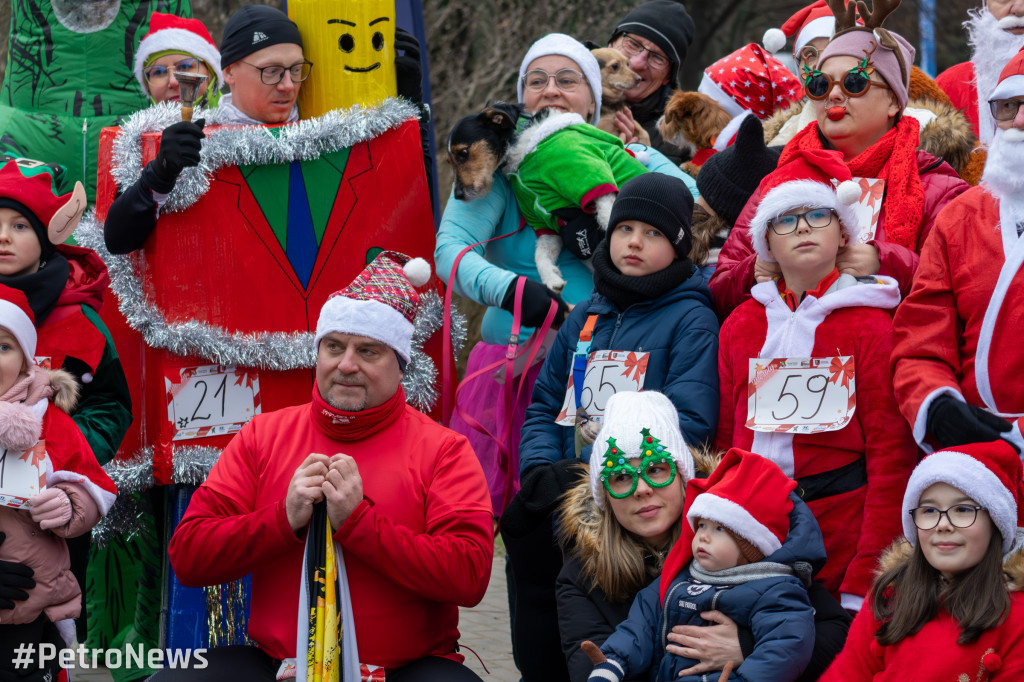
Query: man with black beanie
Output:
[[607, 0, 695, 165]]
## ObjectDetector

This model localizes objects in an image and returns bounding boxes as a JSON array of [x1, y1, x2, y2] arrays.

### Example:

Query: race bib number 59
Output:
[[746, 356, 856, 434]]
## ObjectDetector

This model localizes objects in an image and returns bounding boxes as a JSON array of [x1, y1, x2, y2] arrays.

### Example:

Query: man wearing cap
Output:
[[893, 45, 1024, 457], [606, 0, 695, 164], [937, 0, 1024, 144], [160, 252, 493, 680]]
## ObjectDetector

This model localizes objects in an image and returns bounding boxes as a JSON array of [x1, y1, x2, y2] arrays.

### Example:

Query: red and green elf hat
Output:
[[0, 156, 87, 248]]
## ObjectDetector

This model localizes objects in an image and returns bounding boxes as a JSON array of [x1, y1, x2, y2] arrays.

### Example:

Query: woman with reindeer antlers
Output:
[[708, 0, 969, 319]]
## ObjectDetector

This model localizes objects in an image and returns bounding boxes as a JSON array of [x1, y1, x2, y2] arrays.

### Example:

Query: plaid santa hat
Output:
[[0, 284, 36, 361], [763, 1, 841, 58], [133, 13, 223, 95], [989, 45, 1024, 102], [902, 441, 1024, 555], [748, 148, 861, 262], [0, 156, 86, 257], [314, 251, 431, 364], [698, 43, 803, 120]]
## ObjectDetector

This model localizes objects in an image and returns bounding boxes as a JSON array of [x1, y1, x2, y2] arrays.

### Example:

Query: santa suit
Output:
[[891, 186, 1024, 452], [168, 386, 494, 669], [716, 272, 916, 608]]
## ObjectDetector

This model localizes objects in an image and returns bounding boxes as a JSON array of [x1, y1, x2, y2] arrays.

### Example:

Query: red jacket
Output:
[[891, 187, 1024, 452], [936, 62, 980, 140], [715, 274, 916, 605], [709, 151, 968, 320], [168, 391, 494, 667], [35, 244, 108, 373]]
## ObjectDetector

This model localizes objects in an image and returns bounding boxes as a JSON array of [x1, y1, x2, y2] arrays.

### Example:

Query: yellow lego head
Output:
[[290, 0, 398, 115]]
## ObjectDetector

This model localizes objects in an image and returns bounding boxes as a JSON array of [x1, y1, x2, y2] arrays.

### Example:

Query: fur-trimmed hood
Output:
[[875, 537, 1024, 592]]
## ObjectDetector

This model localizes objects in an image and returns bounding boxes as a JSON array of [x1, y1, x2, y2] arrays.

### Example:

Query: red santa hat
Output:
[[748, 148, 861, 262], [314, 251, 431, 364], [0, 284, 37, 360], [763, 1, 839, 57], [698, 43, 803, 121], [989, 45, 1024, 101], [133, 13, 223, 95], [902, 441, 1024, 554]]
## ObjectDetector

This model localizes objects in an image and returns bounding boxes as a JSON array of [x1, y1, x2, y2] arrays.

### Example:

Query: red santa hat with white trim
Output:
[[0, 284, 37, 361], [660, 448, 795, 601], [698, 43, 803, 121], [314, 251, 431, 365], [133, 13, 223, 94], [902, 440, 1024, 555], [763, 1, 840, 58], [988, 45, 1024, 103], [748, 148, 862, 262]]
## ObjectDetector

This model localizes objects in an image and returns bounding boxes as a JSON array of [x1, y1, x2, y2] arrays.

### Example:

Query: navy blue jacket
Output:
[[600, 496, 825, 682], [519, 270, 719, 474]]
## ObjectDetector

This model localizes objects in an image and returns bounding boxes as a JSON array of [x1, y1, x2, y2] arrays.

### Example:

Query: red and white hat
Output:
[[0, 284, 37, 359], [748, 148, 861, 262], [133, 13, 223, 94], [989, 45, 1024, 102], [314, 251, 431, 364], [698, 43, 803, 120], [763, 1, 838, 58], [902, 441, 1024, 554]]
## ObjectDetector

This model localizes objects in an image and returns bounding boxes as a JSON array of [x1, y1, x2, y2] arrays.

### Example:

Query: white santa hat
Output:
[[901, 441, 1024, 554], [314, 251, 431, 364], [517, 33, 603, 126], [763, 1, 840, 58], [590, 391, 694, 508], [988, 44, 1024, 103], [748, 148, 861, 262], [134, 13, 224, 95]]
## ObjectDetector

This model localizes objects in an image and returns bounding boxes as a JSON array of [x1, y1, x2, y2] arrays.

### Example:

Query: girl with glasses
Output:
[[822, 441, 1024, 680], [133, 13, 223, 107]]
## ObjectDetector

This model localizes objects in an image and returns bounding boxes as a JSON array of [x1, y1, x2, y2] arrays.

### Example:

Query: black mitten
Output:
[[395, 28, 423, 103], [927, 395, 1011, 448], [152, 119, 206, 188], [0, 532, 35, 610], [501, 460, 581, 537], [553, 207, 604, 259], [500, 278, 568, 328]]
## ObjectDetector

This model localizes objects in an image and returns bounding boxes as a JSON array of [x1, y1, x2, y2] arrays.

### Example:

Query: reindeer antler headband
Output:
[[825, 0, 907, 88]]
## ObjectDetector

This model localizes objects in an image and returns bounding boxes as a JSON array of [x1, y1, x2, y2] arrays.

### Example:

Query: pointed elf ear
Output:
[[48, 181, 86, 245]]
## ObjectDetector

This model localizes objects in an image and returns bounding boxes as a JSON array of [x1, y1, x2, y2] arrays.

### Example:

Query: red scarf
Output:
[[778, 116, 924, 252], [310, 383, 405, 441]]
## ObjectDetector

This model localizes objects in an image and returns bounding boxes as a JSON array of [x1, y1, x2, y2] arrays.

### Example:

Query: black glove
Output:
[[500, 278, 568, 328], [0, 532, 36, 610], [553, 207, 604, 260], [500, 459, 585, 538], [395, 28, 423, 104], [152, 119, 206, 187], [926, 395, 1012, 449]]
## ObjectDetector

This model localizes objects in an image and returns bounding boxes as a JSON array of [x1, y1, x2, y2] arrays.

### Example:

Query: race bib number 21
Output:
[[746, 356, 856, 434]]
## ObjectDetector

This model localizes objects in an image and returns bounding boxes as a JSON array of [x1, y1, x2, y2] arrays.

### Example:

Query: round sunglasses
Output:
[[803, 69, 890, 101]]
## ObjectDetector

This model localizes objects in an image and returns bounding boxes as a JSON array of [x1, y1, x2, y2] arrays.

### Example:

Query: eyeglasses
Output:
[[990, 98, 1024, 122], [803, 69, 890, 100], [909, 504, 987, 531], [616, 34, 670, 71], [603, 460, 676, 498], [522, 68, 585, 93], [768, 208, 835, 235], [242, 60, 314, 85], [145, 58, 201, 84], [797, 45, 820, 69]]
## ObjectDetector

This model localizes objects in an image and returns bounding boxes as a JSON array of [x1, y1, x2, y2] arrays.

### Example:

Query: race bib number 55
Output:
[[746, 356, 856, 434]]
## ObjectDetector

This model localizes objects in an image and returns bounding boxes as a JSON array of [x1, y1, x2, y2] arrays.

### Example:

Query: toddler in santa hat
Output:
[[715, 147, 917, 612], [588, 448, 821, 682], [0, 284, 116, 680], [823, 441, 1024, 679]]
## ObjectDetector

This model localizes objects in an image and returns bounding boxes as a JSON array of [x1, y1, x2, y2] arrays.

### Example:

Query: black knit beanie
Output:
[[220, 5, 303, 68], [0, 197, 52, 260], [610, 0, 695, 85], [696, 115, 782, 226], [609, 173, 694, 258]]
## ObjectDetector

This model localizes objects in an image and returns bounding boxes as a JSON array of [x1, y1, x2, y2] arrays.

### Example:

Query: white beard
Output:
[[982, 126, 1024, 233], [966, 9, 1024, 144]]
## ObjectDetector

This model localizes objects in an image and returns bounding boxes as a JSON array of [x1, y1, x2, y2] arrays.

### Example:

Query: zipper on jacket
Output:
[[608, 311, 626, 347], [660, 581, 687, 651]]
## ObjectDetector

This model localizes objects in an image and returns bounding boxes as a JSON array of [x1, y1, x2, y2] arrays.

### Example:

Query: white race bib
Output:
[[165, 364, 261, 441], [746, 356, 856, 434], [0, 441, 47, 509], [556, 350, 649, 425], [848, 177, 885, 243]]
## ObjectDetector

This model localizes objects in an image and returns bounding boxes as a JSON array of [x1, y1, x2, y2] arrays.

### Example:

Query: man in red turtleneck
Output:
[[164, 252, 493, 682]]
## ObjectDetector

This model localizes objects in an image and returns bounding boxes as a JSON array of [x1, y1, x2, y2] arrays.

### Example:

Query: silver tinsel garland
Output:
[[404, 290, 466, 412], [111, 98, 420, 212]]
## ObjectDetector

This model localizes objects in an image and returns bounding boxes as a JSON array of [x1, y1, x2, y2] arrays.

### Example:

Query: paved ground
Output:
[[71, 544, 519, 681]]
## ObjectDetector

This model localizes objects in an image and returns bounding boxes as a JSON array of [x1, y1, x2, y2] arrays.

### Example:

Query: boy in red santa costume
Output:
[[715, 148, 916, 613], [892, 46, 1024, 455]]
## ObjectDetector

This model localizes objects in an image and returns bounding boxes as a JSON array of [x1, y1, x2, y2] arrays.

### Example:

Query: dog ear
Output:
[[480, 107, 517, 132], [584, 39, 601, 50], [694, 95, 732, 148]]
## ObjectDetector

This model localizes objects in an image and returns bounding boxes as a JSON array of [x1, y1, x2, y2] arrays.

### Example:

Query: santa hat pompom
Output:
[[0, 402, 42, 453], [403, 258, 431, 287], [632, 149, 651, 166], [836, 180, 861, 206], [762, 28, 787, 55]]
